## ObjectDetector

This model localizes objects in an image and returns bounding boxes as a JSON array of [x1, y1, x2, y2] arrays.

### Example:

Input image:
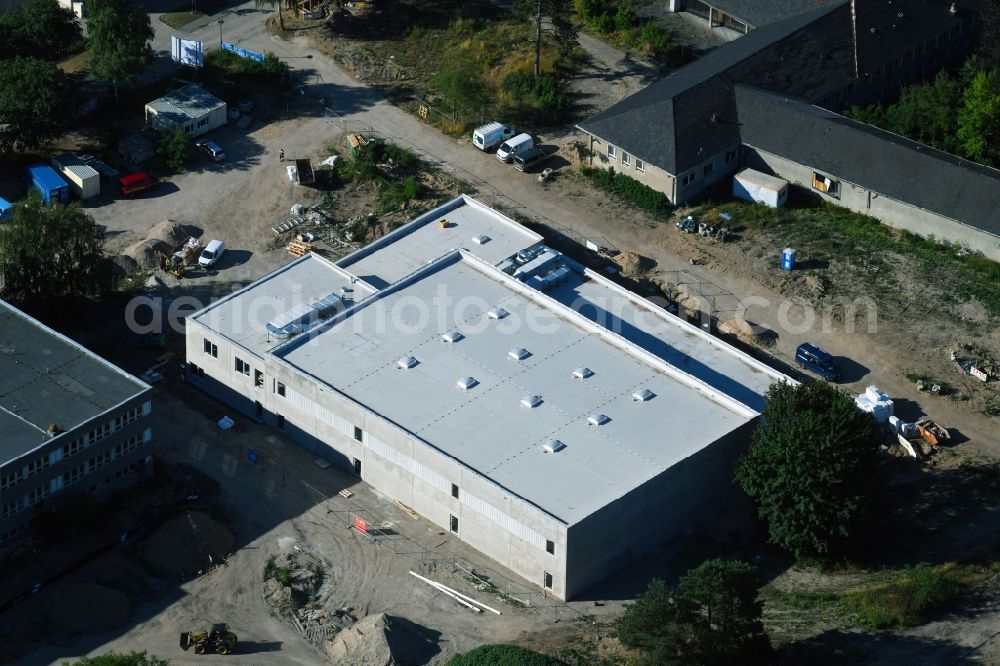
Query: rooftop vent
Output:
[[442, 329, 464, 343], [572, 367, 594, 379], [472, 234, 490, 245], [587, 413, 610, 426], [397, 355, 419, 369], [521, 394, 542, 408], [632, 388, 655, 402], [542, 439, 566, 453], [508, 347, 530, 361], [487, 307, 509, 320], [457, 376, 479, 391]]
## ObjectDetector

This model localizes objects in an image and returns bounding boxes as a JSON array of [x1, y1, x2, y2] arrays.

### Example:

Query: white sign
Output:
[[970, 366, 988, 382], [170, 36, 204, 68]]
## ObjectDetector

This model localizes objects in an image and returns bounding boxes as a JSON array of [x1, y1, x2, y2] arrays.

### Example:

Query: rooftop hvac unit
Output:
[[542, 439, 566, 453], [572, 367, 594, 379], [521, 394, 543, 408], [472, 234, 490, 245], [266, 292, 345, 339]]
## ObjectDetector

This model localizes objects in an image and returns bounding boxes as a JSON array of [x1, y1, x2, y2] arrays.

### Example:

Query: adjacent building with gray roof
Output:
[[0, 300, 154, 545], [186, 196, 788, 598]]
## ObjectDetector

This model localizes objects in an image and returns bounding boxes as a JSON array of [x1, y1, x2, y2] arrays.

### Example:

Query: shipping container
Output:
[[27, 165, 70, 205], [51, 153, 101, 199], [732, 168, 788, 208], [0, 197, 13, 220]]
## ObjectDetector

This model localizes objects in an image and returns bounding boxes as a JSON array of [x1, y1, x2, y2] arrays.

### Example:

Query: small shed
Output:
[[732, 168, 789, 208], [51, 153, 101, 199], [118, 134, 156, 165], [27, 165, 71, 205], [144, 84, 227, 138], [0, 197, 13, 220]]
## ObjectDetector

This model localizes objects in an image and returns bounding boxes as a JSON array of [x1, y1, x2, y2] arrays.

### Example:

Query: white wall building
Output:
[[145, 84, 227, 138]]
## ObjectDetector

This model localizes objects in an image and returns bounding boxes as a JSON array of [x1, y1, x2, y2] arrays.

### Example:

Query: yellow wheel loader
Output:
[[180, 623, 237, 655]]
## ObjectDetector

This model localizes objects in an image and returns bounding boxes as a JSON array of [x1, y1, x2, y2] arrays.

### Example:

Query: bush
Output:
[[581, 166, 672, 216], [204, 49, 290, 88], [447, 644, 564, 666], [157, 127, 189, 173], [844, 564, 969, 629], [501, 71, 568, 124]]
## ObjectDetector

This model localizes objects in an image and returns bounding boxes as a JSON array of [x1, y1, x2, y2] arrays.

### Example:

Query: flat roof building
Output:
[[145, 84, 227, 139], [0, 301, 154, 545], [186, 196, 787, 598]]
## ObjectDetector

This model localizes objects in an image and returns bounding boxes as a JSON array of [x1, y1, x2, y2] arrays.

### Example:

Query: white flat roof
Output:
[[190, 253, 377, 358], [336, 195, 543, 288], [274, 251, 757, 525], [548, 270, 783, 412]]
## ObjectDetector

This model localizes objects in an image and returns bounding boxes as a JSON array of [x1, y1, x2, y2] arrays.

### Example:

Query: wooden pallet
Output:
[[338, 489, 354, 498], [287, 240, 313, 257]]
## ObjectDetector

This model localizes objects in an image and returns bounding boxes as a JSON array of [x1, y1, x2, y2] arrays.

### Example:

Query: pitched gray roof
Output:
[[577, 2, 847, 174], [702, 0, 838, 28], [735, 85, 1000, 238]]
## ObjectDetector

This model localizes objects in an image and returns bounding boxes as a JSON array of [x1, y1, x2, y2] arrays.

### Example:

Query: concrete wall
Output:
[[185, 319, 268, 420], [0, 394, 154, 544], [744, 147, 1000, 261], [564, 418, 755, 599]]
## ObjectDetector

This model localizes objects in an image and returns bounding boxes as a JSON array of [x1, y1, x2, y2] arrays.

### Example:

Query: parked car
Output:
[[472, 122, 513, 152], [198, 239, 226, 268], [795, 342, 841, 381], [512, 146, 553, 173], [496, 133, 534, 163], [195, 139, 226, 162]]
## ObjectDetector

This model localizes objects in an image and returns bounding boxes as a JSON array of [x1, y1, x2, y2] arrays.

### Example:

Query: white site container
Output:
[[732, 168, 789, 208], [51, 153, 100, 199]]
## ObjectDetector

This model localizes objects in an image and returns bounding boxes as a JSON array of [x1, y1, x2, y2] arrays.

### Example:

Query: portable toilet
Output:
[[27, 165, 71, 205], [781, 247, 796, 271], [0, 197, 12, 220]]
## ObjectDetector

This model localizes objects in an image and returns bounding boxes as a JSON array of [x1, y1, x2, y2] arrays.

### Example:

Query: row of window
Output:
[[678, 149, 737, 188], [203, 340, 267, 389], [606, 145, 645, 173]]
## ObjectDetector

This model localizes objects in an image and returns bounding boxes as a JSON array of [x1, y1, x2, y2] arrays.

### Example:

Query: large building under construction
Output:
[[0, 301, 154, 545], [186, 196, 786, 599]]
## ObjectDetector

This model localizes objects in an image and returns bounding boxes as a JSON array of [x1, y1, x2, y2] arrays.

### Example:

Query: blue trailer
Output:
[[27, 164, 70, 204], [0, 197, 12, 220]]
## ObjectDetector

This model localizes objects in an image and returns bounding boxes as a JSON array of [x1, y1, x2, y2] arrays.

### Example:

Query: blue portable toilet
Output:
[[781, 247, 797, 271], [27, 164, 70, 205], [0, 197, 13, 220]]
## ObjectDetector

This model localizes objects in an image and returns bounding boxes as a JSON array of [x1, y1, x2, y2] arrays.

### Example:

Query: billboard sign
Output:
[[170, 35, 204, 67], [221, 41, 265, 63]]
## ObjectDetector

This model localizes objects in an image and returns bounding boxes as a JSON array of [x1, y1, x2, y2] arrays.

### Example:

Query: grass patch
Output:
[[843, 563, 996, 629], [203, 49, 291, 90], [159, 10, 202, 29], [580, 166, 672, 217]]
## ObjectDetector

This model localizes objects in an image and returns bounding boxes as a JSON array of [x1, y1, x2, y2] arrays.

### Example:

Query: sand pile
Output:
[[718, 318, 777, 347], [325, 613, 437, 666], [148, 219, 199, 246], [47, 581, 130, 633], [109, 254, 140, 277], [612, 251, 655, 278], [123, 238, 170, 269], [139, 510, 234, 578]]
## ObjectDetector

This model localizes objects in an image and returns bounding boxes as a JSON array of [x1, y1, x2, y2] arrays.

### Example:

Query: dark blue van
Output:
[[795, 342, 841, 381]]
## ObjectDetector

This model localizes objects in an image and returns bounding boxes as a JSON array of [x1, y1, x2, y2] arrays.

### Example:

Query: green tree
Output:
[[446, 644, 563, 665], [431, 50, 490, 120], [157, 128, 190, 173], [956, 69, 1000, 165], [87, 0, 155, 98], [0, 57, 77, 151], [979, 0, 1000, 70], [617, 560, 770, 666], [512, 0, 578, 76], [63, 651, 170, 666], [0, 196, 109, 299], [736, 380, 882, 562], [0, 0, 82, 61]]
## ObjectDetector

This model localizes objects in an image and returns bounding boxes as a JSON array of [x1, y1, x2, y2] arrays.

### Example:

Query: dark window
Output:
[[451, 483, 459, 499], [544, 571, 553, 589], [254, 369, 263, 388], [703, 163, 714, 176], [235, 357, 250, 376], [354, 426, 363, 442], [812, 172, 841, 199], [277, 415, 285, 430], [724, 149, 737, 163], [203, 338, 217, 357], [450, 514, 459, 534], [276, 381, 286, 397], [255, 401, 263, 418], [353, 458, 362, 476], [546, 540, 555, 555]]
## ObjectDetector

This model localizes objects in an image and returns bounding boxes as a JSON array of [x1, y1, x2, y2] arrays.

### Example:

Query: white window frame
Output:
[[203, 338, 217, 358], [235, 357, 250, 377], [635, 159, 644, 172], [607, 145, 617, 160], [621, 151, 630, 167], [681, 172, 696, 187]]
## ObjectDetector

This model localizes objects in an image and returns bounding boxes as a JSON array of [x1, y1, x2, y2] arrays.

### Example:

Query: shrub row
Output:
[[581, 166, 672, 216]]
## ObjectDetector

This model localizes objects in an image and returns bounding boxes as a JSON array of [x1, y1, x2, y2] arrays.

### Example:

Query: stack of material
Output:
[[855, 385, 894, 423]]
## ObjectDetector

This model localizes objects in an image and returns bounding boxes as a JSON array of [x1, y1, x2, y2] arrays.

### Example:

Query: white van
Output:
[[198, 239, 226, 268], [496, 133, 534, 163], [472, 122, 514, 151]]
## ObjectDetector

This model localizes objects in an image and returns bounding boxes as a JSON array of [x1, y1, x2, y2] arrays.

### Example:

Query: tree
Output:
[[956, 69, 1000, 165], [736, 380, 882, 562], [431, 50, 490, 120], [86, 0, 154, 98], [979, 0, 1000, 71], [446, 644, 564, 665], [616, 560, 770, 666], [0, 0, 82, 61], [512, 0, 578, 76], [0, 196, 109, 300], [158, 128, 190, 173], [0, 57, 78, 151], [62, 651, 170, 666]]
